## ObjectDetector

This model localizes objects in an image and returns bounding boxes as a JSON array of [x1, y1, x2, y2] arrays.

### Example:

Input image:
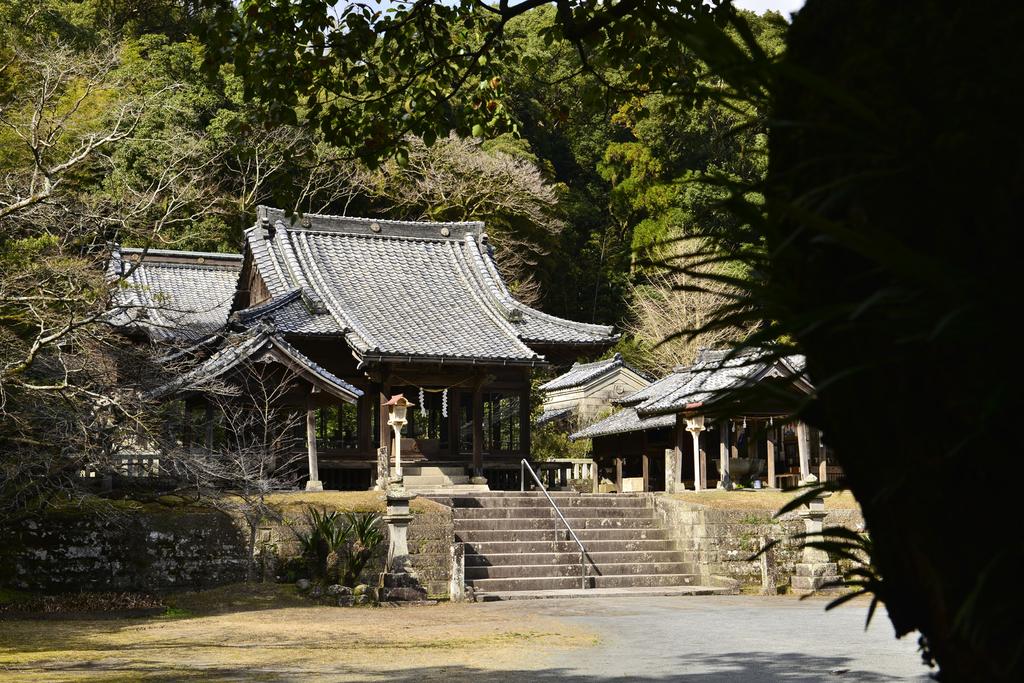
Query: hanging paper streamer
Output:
[[419, 387, 426, 415], [441, 388, 448, 417]]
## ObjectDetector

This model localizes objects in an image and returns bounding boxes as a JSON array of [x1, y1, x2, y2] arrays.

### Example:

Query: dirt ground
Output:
[[672, 489, 859, 511], [0, 584, 595, 682]]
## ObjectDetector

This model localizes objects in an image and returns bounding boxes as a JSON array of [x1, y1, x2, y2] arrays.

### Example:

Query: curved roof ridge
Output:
[[469, 234, 615, 337], [446, 239, 541, 360], [117, 247, 242, 262], [289, 230, 378, 352], [233, 288, 303, 323], [244, 226, 290, 295]]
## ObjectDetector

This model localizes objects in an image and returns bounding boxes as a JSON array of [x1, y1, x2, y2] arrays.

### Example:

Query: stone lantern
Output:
[[685, 415, 706, 490], [383, 394, 414, 481]]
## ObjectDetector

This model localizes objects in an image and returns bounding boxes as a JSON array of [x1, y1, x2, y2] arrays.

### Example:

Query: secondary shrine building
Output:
[[110, 207, 617, 490]]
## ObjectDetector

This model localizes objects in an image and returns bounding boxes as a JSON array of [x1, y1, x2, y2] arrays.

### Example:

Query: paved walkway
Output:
[[500, 594, 932, 681], [0, 593, 934, 681]]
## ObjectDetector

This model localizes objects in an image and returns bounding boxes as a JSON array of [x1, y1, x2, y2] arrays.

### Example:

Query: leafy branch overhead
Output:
[[209, 0, 770, 165]]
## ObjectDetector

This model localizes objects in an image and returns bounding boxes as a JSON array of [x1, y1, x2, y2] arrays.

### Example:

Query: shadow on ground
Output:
[[10, 650, 932, 681]]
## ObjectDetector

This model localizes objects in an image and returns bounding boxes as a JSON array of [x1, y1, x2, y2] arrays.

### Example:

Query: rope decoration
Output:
[[413, 386, 449, 417]]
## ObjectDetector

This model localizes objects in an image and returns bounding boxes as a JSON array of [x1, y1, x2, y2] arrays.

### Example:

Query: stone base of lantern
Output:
[[379, 491, 427, 602], [790, 561, 840, 595]]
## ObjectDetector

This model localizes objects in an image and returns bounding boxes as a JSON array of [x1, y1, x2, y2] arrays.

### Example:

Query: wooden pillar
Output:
[[358, 390, 372, 456], [699, 448, 707, 491], [204, 402, 215, 450], [377, 369, 391, 488], [182, 401, 193, 451], [592, 460, 600, 493], [615, 457, 623, 494], [669, 417, 685, 492], [719, 422, 730, 489], [689, 424, 703, 491], [520, 374, 531, 460], [730, 420, 739, 459], [642, 453, 650, 493], [448, 388, 460, 459], [766, 426, 776, 489], [471, 376, 485, 481], [306, 395, 323, 492], [797, 421, 812, 482]]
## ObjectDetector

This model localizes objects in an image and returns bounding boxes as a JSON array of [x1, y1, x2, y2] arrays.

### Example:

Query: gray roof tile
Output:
[[570, 406, 676, 440], [539, 353, 651, 392], [150, 323, 362, 402], [107, 247, 241, 341], [235, 206, 617, 363], [636, 349, 808, 416]]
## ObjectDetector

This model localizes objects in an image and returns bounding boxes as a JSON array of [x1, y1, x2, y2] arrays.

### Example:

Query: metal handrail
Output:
[[520, 459, 591, 589]]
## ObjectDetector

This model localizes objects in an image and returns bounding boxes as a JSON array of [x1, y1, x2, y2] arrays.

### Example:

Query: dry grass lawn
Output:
[[264, 490, 445, 515], [0, 584, 595, 682], [672, 489, 859, 511]]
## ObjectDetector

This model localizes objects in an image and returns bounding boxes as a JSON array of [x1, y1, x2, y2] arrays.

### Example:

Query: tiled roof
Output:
[[616, 368, 694, 407], [108, 247, 242, 342], [536, 406, 574, 427], [539, 353, 652, 392], [570, 406, 676, 440], [636, 349, 808, 417], [149, 323, 362, 402], [235, 207, 617, 363]]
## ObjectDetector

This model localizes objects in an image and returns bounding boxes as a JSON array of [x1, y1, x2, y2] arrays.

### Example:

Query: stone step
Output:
[[465, 550, 686, 567], [454, 517, 656, 531], [463, 538, 678, 554], [453, 506, 654, 520], [445, 495, 649, 509], [404, 465, 467, 476], [465, 561, 695, 581], [457, 527, 669, 543], [473, 586, 733, 601], [467, 573, 700, 592], [403, 475, 471, 486], [405, 484, 490, 494]]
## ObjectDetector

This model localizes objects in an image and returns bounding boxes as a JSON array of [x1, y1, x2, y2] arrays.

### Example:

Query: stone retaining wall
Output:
[[1, 498, 455, 597], [651, 495, 865, 591], [0, 507, 249, 592]]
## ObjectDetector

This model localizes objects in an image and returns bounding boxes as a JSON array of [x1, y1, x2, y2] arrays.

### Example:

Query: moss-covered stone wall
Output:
[[652, 494, 865, 590], [0, 506, 249, 592]]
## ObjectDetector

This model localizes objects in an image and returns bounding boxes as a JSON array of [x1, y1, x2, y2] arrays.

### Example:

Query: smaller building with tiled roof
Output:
[[537, 353, 653, 430], [572, 348, 826, 495], [107, 247, 242, 342]]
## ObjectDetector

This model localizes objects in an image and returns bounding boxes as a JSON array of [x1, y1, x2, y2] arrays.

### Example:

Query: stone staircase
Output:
[[446, 491, 705, 598], [402, 465, 488, 494]]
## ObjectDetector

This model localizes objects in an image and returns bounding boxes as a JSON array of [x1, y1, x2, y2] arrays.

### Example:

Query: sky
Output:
[[732, 0, 805, 15]]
